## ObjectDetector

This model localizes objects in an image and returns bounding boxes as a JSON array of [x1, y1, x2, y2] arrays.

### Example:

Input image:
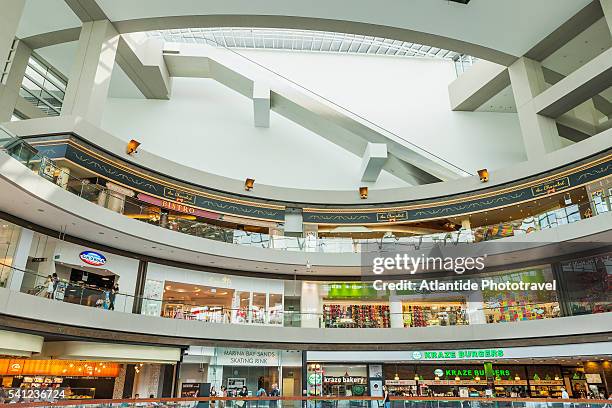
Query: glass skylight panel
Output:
[[149, 28, 471, 60]]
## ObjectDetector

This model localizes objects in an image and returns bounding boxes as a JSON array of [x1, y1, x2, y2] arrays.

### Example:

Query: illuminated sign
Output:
[[163, 187, 196, 205], [411, 349, 504, 360], [376, 210, 408, 222], [78, 251, 106, 267]]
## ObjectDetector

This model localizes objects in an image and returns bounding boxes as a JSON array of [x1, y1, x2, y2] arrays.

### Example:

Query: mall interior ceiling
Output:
[[0, 0, 610, 404]]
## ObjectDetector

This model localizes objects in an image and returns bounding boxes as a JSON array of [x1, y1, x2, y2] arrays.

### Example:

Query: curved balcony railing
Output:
[[2, 394, 611, 406], [1, 263, 609, 330], [1, 128, 611, 254]]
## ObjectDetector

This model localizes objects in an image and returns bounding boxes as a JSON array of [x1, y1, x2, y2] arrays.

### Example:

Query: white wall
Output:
[[101, 50, 524, 190]]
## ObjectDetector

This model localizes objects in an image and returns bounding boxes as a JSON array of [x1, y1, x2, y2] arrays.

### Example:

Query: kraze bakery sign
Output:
[[215, 348, 279, 366]]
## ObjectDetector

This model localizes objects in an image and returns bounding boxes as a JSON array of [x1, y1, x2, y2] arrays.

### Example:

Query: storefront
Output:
[[19, 237, 139, 311], [0, 359, 120, 400], [142, 263, 284, 326], [179, 347, 302, 397], [307, 343, 612, 399]]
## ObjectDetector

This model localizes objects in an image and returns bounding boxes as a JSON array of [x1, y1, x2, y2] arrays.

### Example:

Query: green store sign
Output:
[[412, 349, 504, 360], [308, 373, 322, 385], [327, 283, 388, 299]]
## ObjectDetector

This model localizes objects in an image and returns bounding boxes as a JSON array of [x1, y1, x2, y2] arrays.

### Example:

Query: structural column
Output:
[[389, 297, 404, 328], [0, 40, 31, 122], [62, 20, 119, 125], [7, 227, 34, 292], [602, 0, 612, 36], [55, 167, 71, 189], [508, 57, 563, 160], [0, 0, 25, 77]]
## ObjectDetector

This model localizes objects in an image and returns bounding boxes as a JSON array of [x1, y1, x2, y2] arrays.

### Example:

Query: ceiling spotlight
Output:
[[245, 178, 255, 191], [126, 139, 141, 155], [448, 0, 471, 4], [359, 186, 368, 199], [477, 169, 489, 183]]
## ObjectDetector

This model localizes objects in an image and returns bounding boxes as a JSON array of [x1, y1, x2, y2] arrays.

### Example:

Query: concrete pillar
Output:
[[55, 167, 71, 189], [7, 228, 33, 292], [389, 297, 404, 328], [253, 82, 270, 127], [0, 0, 25, 77], [0, 40, 31, 122], [508, 58, 563, 160], [105, 181, 134, 213], [466, 290, 486, 325], [602, 0, 612, 36], [300, 282, 322, 328], [62, 20, 119, 125], [360, 142, 388, 182]]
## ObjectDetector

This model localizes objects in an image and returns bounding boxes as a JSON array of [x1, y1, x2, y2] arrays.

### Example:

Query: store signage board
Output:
[[410, 349, 504, 360], [215, 348, 279, 366], [78, 251, 107, 267]]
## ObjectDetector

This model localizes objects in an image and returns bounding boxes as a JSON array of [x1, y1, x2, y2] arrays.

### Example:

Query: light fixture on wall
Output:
[[126, 139, 141, 155], [359, 186, 368, 199], [245, 178, 255, 191], [477, 168, 489, 183]]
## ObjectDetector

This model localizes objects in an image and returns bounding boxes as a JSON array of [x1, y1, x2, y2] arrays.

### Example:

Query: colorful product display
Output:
[[323, 303, 390, 328], [402, 303, 468, 327]]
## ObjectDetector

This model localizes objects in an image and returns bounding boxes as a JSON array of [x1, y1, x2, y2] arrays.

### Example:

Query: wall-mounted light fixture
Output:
[[245, 178, 255, 191], [359, 186, 368, 199], [477, 168, 489, 183], [126, 139, 141, 155]]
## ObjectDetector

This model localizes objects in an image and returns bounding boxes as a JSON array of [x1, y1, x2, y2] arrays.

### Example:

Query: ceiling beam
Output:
[[525, 0, 604, 61], [63, 0, 107, 22]]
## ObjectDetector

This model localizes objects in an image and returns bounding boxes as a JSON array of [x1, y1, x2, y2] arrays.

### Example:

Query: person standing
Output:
[[109, 284, 118, 310], [561, 388, 569, 399], [51, 273, 59, 299], [269, 384, 279, 408], [382, 385, 390, 408], [45, 275, 54, 298]]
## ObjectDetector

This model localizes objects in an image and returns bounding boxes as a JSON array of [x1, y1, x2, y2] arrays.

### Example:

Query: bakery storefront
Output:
[[307, 343, 612, 399]]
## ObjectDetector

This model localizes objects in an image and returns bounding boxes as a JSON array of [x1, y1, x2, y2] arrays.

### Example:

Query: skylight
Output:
[[147, 28, 469, 60]]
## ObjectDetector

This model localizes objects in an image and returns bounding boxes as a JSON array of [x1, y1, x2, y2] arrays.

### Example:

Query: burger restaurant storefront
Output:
[[306, 343, 612, 399]]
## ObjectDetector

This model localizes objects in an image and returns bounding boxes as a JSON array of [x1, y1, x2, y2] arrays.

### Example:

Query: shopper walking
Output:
[[51, 273, 59, 299]]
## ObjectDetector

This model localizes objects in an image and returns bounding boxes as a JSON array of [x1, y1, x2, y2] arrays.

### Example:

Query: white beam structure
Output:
[[534, 47, 612, 118], [252, 82, 270, 127], [0, 0, 25, 76], [63, 0, 107, 22], [0, 40, 31, 122], [360, 142, 388, 182], [508, 57, 564, 160], [603, 0, 612, 34], [448, 60, 510, 111], [62, 20, 119, 126], [116, 33, 172, 100], [7, 227, 33, 292], [164, 44, 465, 185]]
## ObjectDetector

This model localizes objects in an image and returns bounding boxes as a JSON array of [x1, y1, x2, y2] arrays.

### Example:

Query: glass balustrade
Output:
[[1, 128, 611, 256]]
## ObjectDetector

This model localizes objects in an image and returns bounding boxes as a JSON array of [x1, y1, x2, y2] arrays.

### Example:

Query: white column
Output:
[[7, 228, 33, 292], [389, 297, 404, 328], [0, 40, 31, 122], [253, 82, 270, 127], [300, 282, 322, 328], [602, 0, 612, 36], [466, 290, 486, 325], [62, 20, 119, 125], [508, 57, 563, 160], [0, 0, 25, 76], [360, 142, 388, 182]]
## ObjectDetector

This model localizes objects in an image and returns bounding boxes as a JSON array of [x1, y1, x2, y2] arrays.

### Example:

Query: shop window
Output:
[[268, 293, 283, 325], [402, 301, 468, 327], [251, 292, 266, 324], [560, 253, 612, 315]]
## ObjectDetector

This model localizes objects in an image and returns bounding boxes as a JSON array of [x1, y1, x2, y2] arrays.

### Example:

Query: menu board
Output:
[[585, 374, 602, 384]]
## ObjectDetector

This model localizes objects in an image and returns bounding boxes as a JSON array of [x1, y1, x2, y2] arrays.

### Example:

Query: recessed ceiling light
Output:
[[37, 209, 44, 212], [98, 232, 104, 235]]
